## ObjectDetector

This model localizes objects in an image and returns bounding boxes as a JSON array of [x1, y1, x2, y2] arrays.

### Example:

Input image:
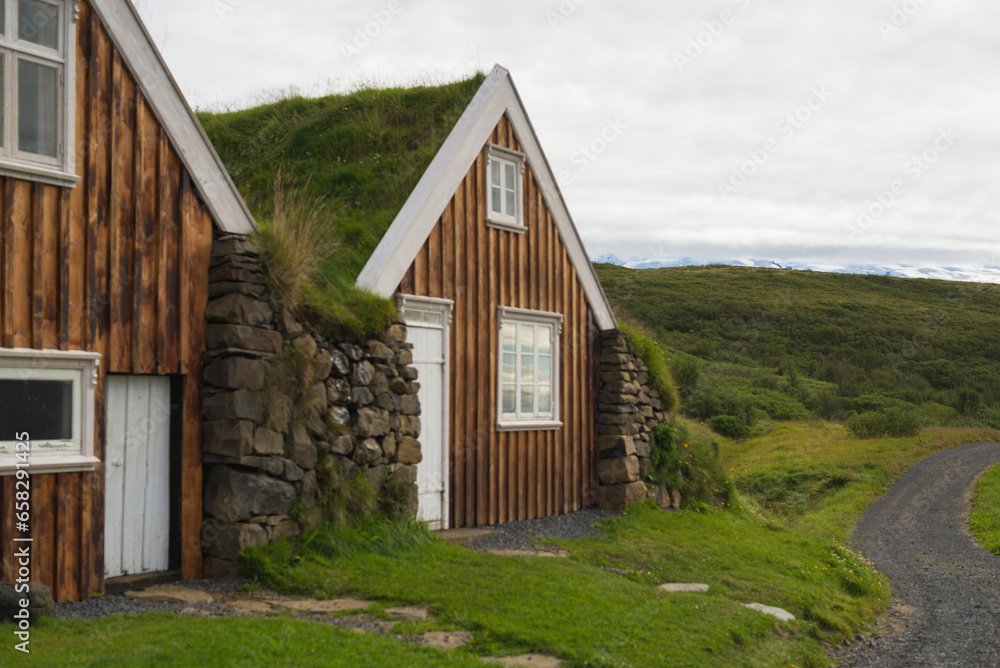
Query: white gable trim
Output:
[[357, 65, 616, 331], [88, 0, 256, 235]]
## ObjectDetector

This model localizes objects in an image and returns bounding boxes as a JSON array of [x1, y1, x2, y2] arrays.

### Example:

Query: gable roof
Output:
[[89, 0, 256, 235], [357, 65, 616, 331]]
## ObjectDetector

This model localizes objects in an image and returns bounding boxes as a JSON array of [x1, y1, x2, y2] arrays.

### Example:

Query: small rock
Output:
[[658, 583, 709, 593], [124, 585, 214, 606], [487, 550, 569, 558], [419, 631, 471, 650], [743, 602, 795, 622], [227, 600, 276, 615]]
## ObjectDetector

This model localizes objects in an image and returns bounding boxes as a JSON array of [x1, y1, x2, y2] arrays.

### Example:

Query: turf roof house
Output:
[[0, 0, 255, 602], [355, 66, 650, 529]]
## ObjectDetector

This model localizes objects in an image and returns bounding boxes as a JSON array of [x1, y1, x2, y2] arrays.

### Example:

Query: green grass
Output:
[[0, 614, 483, 667], [969, 463, 1000, 557], [199, 75, 485, 338]]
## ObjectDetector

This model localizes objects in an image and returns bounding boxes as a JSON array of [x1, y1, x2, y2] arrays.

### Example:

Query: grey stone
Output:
[[635, 440, 652, 459], [743, 603, 796, 622], [203, 391, 266, 423], [209, 281, 267, 299], [391, 463, 419, 487], [396, 436, 422, 465], [400, 367, 419, 381], [206, 324, 282, 353], [203, 557, 239, 579], [597, 456, 640, 485], [376, 392, 402, 412], [385, 324, 407, 343], [394, 349, 414, 366], [597, 435, 636, 459], [351, 387, 375, 407], [203, 455, 284, 477], [302, 383, 328, 419], [203, 466, 297, 523], [203, 420, 255, 458], [206, 294, 273, 327], [351, 361, 376, 387], [293, 335, 318, 358], [314, 351, 334, 381], [254, 427, 285, 456], [400, 394, 420, 416], [201, 522, 267, 561], [265, 395, 294, 432], [327, 378, 352, 404], [204, 357, 266, 391], [389, 377, 411, 395], [339, 343, 363, 361], [301, 470, 319, 503], [355, 407, 390, 437], [399, 416, 421, 437], [371, 373, 390, 396], [353, 439, 382, 466], [282, 459, 304, 482], [365, 465, 388, 491], [286, 424, 318, 469], [366, 340, 394, 362], [330, 435, 354, 456], [212, 237, 260, 258], [597, 481, 646, 510], [327, 454, 359, 480], [209, 266, 264, 285], [274, 518, 301, 540], [0, 581, 53, 623], [329, 350, 351, 377], [382, 432, 397, 460], [328, 405, 351, 428]]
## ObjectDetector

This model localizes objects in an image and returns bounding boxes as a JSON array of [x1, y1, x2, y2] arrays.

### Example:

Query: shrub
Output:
[[648, 422, 734, 508], [706, 415, 751, 440], [847, 407, 923, 438], [684, 383, 758, 427]]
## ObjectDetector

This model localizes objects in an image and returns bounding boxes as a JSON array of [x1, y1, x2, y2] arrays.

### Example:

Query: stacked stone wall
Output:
[[199, 234, 421, 577], [596, 329, 669, 509]]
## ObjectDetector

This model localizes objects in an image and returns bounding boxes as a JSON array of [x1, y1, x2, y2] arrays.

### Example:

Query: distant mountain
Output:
[[591, 255, 1000, 285]]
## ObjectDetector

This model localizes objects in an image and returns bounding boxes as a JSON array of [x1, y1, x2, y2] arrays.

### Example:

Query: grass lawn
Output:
[[970, 463, 1000, 557]]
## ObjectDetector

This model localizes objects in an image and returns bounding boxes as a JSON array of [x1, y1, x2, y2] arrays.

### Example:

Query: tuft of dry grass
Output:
[[254, 175, 340, 314]]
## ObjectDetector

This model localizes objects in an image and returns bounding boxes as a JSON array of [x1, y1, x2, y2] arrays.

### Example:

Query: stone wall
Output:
[[199, 234, 421, 577], [596, 329, 669, 510]]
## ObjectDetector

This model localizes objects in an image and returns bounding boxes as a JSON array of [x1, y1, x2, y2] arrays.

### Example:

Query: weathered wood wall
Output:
[[400, 115, 599, 528], [0, 2, 212, 601]]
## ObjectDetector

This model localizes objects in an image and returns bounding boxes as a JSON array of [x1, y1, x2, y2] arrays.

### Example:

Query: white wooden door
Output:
[[399, 296, 453, 531], [104, 376, 172, 578]]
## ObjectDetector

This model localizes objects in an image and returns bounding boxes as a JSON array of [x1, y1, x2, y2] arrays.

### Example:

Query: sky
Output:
[[135, 0, 1000, 271]]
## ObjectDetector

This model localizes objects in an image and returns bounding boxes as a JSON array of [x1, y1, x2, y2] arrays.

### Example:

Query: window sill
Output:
[[486, 218, 526, 234], [0, 161, 81, 188], [0, 455, 100, 476], [496, 420, 564, 433]]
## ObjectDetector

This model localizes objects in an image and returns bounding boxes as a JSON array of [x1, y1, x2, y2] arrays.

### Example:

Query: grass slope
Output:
[[970, 463, 1000, 557], [597, 264, 1000, 431]]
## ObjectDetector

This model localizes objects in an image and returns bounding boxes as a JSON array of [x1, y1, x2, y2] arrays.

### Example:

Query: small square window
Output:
[[497, 308, 562, 432], [485, 144, 525, 232], [0, 349, 101, 475]]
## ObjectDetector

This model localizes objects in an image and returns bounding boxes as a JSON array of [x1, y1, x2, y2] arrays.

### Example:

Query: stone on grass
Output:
[[227, 600, 276, 615], [419, 631, 471, 650], [658, 583, 709, 593], [487, 549, 569, 558], [124, 585, 214, 606], [276, 598, 373, 614], [482, 655, 564, 667], [0, 582, 53, 623], [743, 602, 795, 622], [384, 606, 431, 623]]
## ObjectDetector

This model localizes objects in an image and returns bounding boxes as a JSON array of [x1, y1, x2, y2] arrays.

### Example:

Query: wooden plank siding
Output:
[[0, 2, 211, 601], [399, 115, 599, 528]]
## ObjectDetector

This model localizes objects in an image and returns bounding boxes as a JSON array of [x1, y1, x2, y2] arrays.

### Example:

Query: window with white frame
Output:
[[0, 349, 101, 474], [498, 308, 562, 431], [0, 0, 78, 185], [486, 144, 525, 231]]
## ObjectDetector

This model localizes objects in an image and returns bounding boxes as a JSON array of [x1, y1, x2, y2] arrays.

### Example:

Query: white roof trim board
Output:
[[89, 0, 257, 235], [357, 65, 616, 331]]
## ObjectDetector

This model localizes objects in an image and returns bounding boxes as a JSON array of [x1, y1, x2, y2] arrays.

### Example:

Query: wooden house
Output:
[[357, 66, 617, 529], [0, 0, 255, 601]]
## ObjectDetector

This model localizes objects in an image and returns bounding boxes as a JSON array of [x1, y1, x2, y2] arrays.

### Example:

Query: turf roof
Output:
[[198, 73, 487, 286]]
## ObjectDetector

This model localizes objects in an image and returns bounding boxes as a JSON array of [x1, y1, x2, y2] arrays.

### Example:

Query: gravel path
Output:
[[832, 441, 1000, 667], [465, 509, 621, 553]]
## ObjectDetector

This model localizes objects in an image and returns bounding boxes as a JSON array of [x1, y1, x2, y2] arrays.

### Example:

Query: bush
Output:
[[648, 422, 734, 508], [706, 415, 751, 440], [684, 383, 758, 427], [847, 407, 924, 438]]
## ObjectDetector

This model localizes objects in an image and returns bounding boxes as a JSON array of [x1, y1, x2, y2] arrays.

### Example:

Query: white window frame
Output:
[[0, 0, 80, 187], [485, 144, 525, 232], [497, 307, 563, 432], [0, 348, 100, 475]]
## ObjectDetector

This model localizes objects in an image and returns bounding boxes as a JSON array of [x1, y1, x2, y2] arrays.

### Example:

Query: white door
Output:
[[104, 376, 172, 578], [399, 296, 453, 531]]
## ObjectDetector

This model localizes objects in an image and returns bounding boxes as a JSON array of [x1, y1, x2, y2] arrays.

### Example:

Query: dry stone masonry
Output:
[[596, 330, 669, 510], [200, 234, 421, 577]]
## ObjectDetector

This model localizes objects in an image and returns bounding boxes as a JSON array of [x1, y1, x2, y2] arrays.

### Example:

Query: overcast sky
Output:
[[137, 0, 1000, 270]]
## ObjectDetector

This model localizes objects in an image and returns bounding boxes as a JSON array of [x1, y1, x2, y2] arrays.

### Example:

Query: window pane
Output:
[[502, 385, 516, 414], [0, 0, 6, 35], [0, 379, 73, 441], [18, 59, 59, 157], [491, 160, 500, 186], [520, 325, 534, 355], [502, 354, 516, 383], [538, 326, 552, 355], [491, 187, 502, 213], [539, 385, 552, 414], [520, 355, 534, 384], [505, 189, 515, 216], [19, 0, 59, 50], [0, 55, 4, 148], [520, 386, 534, 414], [505, 163, 515, 188], [538, 356, 551, 383], [502, 324, 516, 353]]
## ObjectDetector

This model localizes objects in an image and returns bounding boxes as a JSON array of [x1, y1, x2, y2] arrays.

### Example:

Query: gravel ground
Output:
[[52, 510, 621, 620], [465, 509, 621, 553], [831, 441, 1000, 667]]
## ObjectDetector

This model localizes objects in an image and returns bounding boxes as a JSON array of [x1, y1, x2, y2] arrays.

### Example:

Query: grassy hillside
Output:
[[596, 264, 1000, 433]]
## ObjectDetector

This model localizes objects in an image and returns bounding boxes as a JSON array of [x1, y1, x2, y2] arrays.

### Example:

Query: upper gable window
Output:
[[0, 0, 78, 187], [486, 144, 525, 232]]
